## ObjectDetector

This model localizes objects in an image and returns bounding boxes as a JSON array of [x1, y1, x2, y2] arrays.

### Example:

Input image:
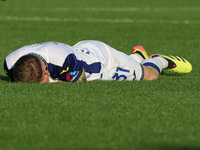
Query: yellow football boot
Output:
[[150, 54, 192, 73]]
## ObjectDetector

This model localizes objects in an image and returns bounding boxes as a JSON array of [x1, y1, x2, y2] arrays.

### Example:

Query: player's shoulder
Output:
[[28, 41, 61, 48], [46, 41, 74, 53]]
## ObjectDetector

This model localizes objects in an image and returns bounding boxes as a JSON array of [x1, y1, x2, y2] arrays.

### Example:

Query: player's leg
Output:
[[130, 46, 160, 80], [150, 54, 192, 73], [130, 46, 149, 63], [78, 41, 145, 81], [141, 53, 192, 80], [143, 66, 159, 80], [130, 46, 192, 80], [141, 57, 165, 80]]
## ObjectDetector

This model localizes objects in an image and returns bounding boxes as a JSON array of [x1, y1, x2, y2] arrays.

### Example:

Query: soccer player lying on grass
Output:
[[4, 40, 192, 83]]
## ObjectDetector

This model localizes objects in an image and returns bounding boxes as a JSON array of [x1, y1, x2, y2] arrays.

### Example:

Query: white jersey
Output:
[[4, 40, 144, 82]]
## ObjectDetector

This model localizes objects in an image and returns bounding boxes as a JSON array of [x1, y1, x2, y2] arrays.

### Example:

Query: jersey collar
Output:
[[29, 53, 48, 69]]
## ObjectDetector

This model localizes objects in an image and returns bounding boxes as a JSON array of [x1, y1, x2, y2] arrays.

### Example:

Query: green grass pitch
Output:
[[0, 0, 200, 149]]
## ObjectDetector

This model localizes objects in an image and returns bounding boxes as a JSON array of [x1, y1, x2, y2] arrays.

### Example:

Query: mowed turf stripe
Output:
[[3, 7, 200, 12], [0, 16, 200, 24]]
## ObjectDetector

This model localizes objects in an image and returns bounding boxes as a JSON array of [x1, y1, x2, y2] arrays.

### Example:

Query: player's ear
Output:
[[40, 70, 49, 83], [42, 64, 46, 71], [39, 59, 49, 83], [39, 59, 47, 71]]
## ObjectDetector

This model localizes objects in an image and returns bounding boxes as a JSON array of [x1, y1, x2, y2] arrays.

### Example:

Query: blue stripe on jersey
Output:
[[48, 54, 101, 82], [80, 61, 101, 74], [142, 62, 161, 74]]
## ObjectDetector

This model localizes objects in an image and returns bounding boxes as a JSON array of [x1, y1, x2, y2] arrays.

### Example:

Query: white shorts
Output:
[[73, 40, 144, 81]]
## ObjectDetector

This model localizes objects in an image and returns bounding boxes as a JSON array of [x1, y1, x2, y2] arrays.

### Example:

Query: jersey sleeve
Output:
[[4, 60, 14, 81], [48, 53, 85, 82]]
